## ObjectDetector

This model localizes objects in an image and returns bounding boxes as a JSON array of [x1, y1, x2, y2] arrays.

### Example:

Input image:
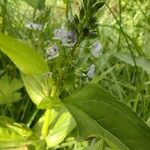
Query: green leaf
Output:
[[21, 73, 58, 108], [91, 65, 116, 83], [0, 33, 49, 75], [38, 96, 61, 109], [33, 108, 60, 136], [46, 108, 76, 148], [0, 116, 45, 149], [33, 107, 76, 148], [63, 84, 150, 150], [113, 52, 150, 74], [84, 139, 113, 150], [21, 73, 50, 107], [0, 75, 23, 105], [23, 0, 46, 10]]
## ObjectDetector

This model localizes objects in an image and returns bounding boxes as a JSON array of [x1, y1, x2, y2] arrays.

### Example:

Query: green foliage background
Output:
[[0, 0, 150, 149]]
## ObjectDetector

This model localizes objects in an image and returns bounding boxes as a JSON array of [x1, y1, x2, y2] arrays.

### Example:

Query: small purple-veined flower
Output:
[[54, 28, 77, 47], [87, 64, 96, 79], [25, 22, 43, 30], [46, 44, 59, 60], [91, 41, 102, 58]]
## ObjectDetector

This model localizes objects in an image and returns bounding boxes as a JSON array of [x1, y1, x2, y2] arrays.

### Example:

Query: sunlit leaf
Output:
[[46, 108, 76, 148], [21, 73, 50, 107], [21, 73, 59, 108], [0, 116, 46, 149], [0, 33, 49, 75]]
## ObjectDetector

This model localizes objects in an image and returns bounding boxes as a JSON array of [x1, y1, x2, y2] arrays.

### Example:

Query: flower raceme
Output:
[[46, 28, 76, 60]]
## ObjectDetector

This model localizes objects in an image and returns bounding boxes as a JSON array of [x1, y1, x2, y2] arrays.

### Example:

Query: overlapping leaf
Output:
[[63, 83, 150, 150], [0, 116, 46, 149], [46, 108, 76, 148]]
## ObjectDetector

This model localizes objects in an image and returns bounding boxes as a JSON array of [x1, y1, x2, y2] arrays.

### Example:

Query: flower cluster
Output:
[[46, 44, 59, 60], [25, 22, 43, 30], [87, 64, 96, 79], [91, 41, 102, 58], [54, 28, 77, 47]]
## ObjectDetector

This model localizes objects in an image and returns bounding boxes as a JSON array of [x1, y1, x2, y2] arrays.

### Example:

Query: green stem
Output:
[[117, 0, 122, 51], [41, 86, 57, 138], [1, 0, 7, 34], [105, 2, 139, 85], [66, 0, 72, 19], [32, 8, 37, 20], [26, 108, 39, 127], [133, 92, 140, 112], [41, 108, 51, 138]]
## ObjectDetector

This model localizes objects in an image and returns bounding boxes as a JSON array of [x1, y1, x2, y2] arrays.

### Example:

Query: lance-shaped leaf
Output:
[[63, 84, 150, 150], [113, 52, 150, 74], [0, 33, 49, 75], [0, 116, 46, 149]]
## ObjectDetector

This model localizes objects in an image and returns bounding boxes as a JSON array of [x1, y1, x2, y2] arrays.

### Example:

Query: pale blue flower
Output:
[[25, 22, 43, 30], [91, 41, 102, 58], [46, 45, 59, 60], [54, 28, 77, 47], [87, 64, 96, 79]]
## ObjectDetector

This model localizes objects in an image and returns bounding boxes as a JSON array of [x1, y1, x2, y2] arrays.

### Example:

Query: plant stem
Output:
[[26, 108, 39, 127], [41, 108, 51, 138], [105, 2, 139, 85], [1, 0, 7, 34], [66, 0, 72, 19], [41, 86, 57, 138]]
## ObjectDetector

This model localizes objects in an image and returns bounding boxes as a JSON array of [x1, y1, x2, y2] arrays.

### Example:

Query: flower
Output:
[[46, 44, 59, 60], [54, 28, 77, 47], [54, 29, 66, 40], [25, 22, 43, 30], [87, 64, 96, 79], [43, 72, 53, 78], [91, 41, 102, 58]]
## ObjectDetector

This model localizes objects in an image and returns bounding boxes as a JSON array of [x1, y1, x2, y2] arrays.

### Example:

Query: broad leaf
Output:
[[0, 33, 49, 75], [33, 108, 61, 136], [0, 75, 23, 104], [46, 108, 76, 148], [0, 116, 46, 149], [21, 73, 49, 107], [113, 52, 150, 74], [21, 73, 59, 108], [63, 84, 150, 150], [33, 107, 76, 148]]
